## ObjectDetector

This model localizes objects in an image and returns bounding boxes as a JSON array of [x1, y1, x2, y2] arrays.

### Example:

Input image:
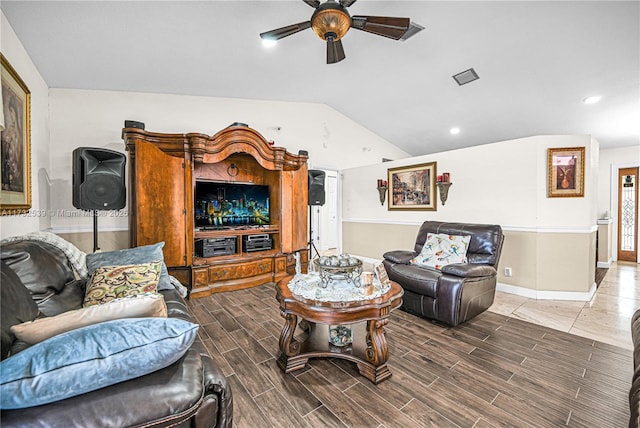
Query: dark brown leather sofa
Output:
[[630, 310, 640, 427], [1, 239, 233, 428], [383, 221, 504, 326]]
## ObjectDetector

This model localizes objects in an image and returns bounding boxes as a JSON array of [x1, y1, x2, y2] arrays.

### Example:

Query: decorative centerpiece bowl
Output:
[[313, 254, 363, 288], [328, 325, 353, 347]]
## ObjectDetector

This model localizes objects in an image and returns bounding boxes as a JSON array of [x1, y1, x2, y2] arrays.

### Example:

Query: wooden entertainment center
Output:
[[123, 124, 309, 298]]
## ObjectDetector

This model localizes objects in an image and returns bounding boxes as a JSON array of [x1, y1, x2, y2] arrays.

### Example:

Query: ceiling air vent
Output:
[[452, 68, 479, 86]]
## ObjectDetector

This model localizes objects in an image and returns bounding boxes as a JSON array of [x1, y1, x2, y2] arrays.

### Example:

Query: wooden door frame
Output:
[[611, 162, 640, 263], [618, 167, 639, 262]]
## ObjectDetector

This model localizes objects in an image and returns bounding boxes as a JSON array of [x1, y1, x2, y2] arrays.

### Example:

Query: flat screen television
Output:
[[195, 181, 270, 229]]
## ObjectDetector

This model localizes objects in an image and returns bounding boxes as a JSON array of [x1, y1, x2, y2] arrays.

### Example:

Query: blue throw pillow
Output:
[[86, 242, 173, 291], [0, 318, 198, 409]]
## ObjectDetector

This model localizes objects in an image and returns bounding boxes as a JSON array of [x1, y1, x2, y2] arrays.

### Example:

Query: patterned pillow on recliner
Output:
[[410, 233, 471, 270]]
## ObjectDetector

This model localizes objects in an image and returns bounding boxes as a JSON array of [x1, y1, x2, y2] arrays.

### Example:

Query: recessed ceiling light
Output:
[[450, 127, 461, 135], [583, 95, 602, 104], [262, 39, 277, 48]]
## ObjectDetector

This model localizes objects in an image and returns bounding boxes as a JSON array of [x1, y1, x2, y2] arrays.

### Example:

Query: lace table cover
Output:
[[287, 273, 390, 302]]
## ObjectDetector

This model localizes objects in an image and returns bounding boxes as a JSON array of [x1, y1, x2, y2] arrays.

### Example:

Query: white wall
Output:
[[598, 145, 640, 217], [48, 88, 411, 233], [342, 134, 600, 296], [343, 135, 598, 229], [0, 12, 50, 239]]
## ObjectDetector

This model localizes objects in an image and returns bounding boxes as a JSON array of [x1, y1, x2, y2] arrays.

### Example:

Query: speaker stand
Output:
[[308, 205, 320, 265], [93, 210, 100, 253]]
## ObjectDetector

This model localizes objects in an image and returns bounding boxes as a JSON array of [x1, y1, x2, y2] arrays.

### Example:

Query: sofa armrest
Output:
[[436, 274, 497, 326], [190, 339, 233, 428], [383, 250, 415, 265], [202, 357, 233, 428], [0, 349, 206, 428], [440, 263, 497, 278]]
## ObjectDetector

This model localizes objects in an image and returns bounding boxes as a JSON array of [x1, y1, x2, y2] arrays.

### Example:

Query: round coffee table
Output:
[[275, 275, 403, 384]]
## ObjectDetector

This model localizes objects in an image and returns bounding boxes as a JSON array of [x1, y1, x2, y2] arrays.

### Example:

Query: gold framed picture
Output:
[[1, 54, 31, 214], [388, 162, 437, 210], [547, 147, 585, 198]]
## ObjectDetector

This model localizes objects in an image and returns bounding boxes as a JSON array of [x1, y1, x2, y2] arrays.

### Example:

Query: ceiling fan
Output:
[[260, 0, 423, 64]]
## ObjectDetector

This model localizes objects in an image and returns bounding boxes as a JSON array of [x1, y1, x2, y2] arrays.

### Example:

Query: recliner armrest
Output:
[[440, 263, 497, 278], [382, 250, 415, 265]]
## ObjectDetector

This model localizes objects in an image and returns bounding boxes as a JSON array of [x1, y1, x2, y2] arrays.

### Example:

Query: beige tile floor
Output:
[[322, 250, 640, 350], [488, 261, 640, 350]]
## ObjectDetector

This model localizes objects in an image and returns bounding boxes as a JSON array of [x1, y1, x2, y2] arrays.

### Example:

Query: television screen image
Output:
[[195, 181, 270, 228]]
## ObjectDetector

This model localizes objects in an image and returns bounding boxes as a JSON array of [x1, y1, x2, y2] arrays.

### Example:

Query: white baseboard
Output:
[[351, 255, 383, 267], [496, 281, 597, 302], [597, 258, 613, 268]]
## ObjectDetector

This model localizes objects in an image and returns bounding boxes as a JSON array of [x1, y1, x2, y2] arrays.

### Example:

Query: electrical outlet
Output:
[[504, 267, 513, 277]]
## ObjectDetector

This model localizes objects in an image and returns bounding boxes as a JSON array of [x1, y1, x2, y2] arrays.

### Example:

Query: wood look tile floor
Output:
[[186, 264, 638, 427], [490, 262, 640, 350]]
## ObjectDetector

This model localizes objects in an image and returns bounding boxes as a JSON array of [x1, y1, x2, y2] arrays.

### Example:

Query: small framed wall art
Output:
[[388, 162, 437, 210], [1, 54, 31, 214], [547, 147, 585, 198]]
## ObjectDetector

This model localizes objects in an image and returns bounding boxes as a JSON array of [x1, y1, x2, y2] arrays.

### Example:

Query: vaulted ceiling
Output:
[[2, 0, 638, 156]]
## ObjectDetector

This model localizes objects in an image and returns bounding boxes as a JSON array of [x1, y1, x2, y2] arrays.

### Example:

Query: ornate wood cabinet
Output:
[[123, 124, 309, 298]]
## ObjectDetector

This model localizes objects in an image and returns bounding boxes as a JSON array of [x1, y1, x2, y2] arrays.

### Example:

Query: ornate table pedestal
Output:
[[275, 276, 403, 384]]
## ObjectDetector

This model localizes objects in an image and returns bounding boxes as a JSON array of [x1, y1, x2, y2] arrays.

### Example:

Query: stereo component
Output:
[[243, 234, 273, 252], [247, 234, 269, 241], [196, 237, 236, 258]]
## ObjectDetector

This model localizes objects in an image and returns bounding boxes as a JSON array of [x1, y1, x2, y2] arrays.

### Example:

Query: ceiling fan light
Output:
[[311, 8, 351, 41], [583, 95, 602, 104]]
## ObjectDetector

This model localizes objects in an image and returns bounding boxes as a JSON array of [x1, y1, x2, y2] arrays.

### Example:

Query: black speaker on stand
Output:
[[308, 170, 326, 263], [72, 147, 126, 252]]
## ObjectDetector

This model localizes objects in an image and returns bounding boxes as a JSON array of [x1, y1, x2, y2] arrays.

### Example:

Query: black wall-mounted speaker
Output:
[[308, 169, 326, 206], [72, 147, 126, 210], [124, 120, 145, 130]]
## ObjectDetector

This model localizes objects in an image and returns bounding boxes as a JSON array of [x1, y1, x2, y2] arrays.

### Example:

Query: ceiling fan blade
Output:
[[351, 15, 410, 40], [302, 0, 320, 7], [400, 22, 425, 41], [260, 21, 312, 41], [327, 38, 346, 64], [339, 0, 358, 7]]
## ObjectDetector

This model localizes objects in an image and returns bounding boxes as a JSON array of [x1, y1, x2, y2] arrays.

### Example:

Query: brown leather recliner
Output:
[[383, 221, 504, 326]]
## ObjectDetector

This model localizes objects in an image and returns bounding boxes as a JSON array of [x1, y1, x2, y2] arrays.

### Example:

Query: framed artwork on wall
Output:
[[388, 162, 437, 210], [1, 54, 31, 214], [547, 147, 585, 198]]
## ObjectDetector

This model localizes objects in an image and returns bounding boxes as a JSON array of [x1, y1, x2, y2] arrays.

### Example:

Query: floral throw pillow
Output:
[[410, 233, 471, 270], [83, 261, 162, 307]]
